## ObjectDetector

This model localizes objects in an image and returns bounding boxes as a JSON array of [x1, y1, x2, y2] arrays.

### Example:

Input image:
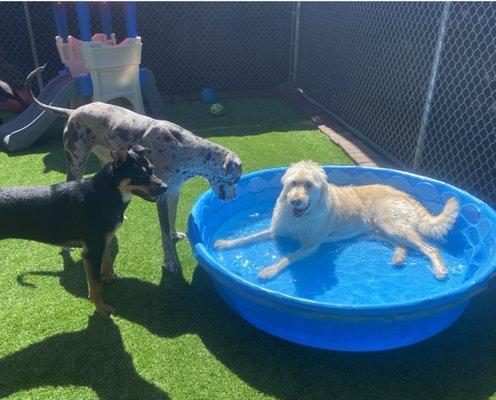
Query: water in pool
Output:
[[210, 202, 470, 306]]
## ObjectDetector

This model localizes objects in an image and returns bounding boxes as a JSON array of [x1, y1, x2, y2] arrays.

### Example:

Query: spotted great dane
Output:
[[26, 66, 242, 272]]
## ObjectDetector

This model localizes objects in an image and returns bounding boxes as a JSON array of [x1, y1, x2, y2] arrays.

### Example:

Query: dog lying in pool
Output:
[[215, 160, 459, 280]]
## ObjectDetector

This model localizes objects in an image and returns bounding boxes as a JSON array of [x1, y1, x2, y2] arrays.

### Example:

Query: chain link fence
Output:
[[0, 2, 494, 205], [0, 2, 292, 94], [138, 3, 292, 94], [0, 4, 37, 88], [295, 2, 496, 206], [417, 2, 496, 207]]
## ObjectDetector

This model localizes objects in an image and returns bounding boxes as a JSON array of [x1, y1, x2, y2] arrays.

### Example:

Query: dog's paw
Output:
[[95, 302, 117, 316], [258, 266, 279, 281], [434, 268, 448, 280], [214, 239, 231, 249], [391, 255, 406, 266], [391, 247, 407, 266], [172, 231, 187, 241], [102, 272, 119, 284], [163, 260, 181, 273]]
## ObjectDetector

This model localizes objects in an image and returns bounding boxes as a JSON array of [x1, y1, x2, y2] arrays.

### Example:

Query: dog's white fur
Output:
[[215, 160, 459, 280]]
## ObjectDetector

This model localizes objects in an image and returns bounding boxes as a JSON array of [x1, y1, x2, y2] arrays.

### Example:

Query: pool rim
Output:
[[188, 166, 496, 317]]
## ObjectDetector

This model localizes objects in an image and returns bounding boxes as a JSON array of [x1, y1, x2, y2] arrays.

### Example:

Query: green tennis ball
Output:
[[210, 103, 223, 116]]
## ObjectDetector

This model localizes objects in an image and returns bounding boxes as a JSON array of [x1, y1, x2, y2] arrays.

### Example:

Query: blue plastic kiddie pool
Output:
[[188, 167, 496, 351]]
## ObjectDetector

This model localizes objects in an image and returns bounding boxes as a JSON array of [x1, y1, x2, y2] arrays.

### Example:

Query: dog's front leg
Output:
[[214, 229, 272, 249], [167, 194, 186, 241], [63, 124, 94, 182], [157, 194, 181, 272], [101, 239, 118, 283], [82, 242, 116, 316], [258, 244, 320, 280]]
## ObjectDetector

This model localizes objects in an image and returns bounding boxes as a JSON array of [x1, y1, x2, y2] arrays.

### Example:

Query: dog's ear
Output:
[[131, 144, 152, 158], [223, 153, 241, 176], [111, 148, 128, 167], [281, 167, 292, 186]]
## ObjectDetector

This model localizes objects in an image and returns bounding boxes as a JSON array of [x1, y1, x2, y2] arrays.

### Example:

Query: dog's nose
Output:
[[290, 198, 302, 207], [157, 184, 167, 195]]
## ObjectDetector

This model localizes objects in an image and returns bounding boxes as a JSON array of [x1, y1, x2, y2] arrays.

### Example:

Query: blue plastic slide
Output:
[[0, 74, 76, 151]]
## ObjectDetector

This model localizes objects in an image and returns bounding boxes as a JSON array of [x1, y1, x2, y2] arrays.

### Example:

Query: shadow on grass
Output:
[[15, 249, 496, 400], [2, 243, 169, 400], [164, 96, 317, 138], [1, 96, 317, 175], [1, 140, 100, 176], [0, 314, 169, 399]]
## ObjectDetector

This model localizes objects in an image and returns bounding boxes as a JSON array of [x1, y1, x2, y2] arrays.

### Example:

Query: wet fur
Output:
[[216, 160, 459, 280]]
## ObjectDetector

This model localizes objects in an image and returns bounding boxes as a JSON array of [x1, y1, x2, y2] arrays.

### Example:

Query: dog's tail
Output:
[[418, 197, 459, 239], [25, 65, 74, 117]]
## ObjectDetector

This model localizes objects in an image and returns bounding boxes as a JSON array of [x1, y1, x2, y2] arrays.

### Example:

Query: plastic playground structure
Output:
[[0, 1, 165, 152]]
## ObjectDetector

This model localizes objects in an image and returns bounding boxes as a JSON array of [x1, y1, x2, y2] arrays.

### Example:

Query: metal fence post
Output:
[[23, 1, 44, 89], [289, 2, 301, 86], [413, 2, 451, 170]]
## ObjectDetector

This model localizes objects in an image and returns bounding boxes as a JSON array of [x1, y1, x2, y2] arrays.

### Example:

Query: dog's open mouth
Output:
[[293, 203, 310, 217], [132, 189, 158, 202]]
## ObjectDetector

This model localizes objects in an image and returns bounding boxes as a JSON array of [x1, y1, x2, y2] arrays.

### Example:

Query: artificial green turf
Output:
[[0, 97, 495, 400]]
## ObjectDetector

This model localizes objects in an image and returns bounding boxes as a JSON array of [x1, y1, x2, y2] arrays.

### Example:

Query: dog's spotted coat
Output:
[[26, 66, 242, 271], [64, 103, 242, 271]]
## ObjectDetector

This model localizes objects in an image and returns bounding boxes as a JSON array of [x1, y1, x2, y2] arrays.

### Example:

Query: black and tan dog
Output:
[[0, 145, 166, 315], [26, 66, 242, 272]]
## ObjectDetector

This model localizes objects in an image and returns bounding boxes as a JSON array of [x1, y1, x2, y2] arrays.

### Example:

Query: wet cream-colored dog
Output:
[[215, 161, 459, 281]]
